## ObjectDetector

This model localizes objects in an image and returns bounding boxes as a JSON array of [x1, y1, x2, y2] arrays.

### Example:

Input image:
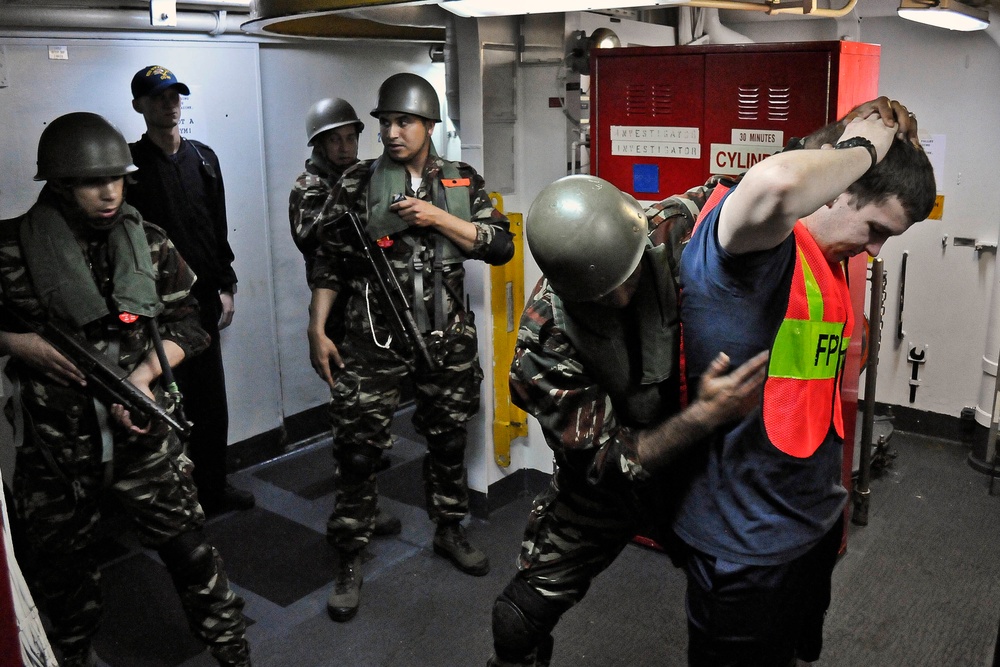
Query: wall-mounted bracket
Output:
[[150, 0, 177, 27], [953, 236, 997, 255]]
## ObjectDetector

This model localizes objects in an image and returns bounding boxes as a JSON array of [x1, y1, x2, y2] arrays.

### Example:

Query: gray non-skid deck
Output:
[[89, 421, 1000, 666]]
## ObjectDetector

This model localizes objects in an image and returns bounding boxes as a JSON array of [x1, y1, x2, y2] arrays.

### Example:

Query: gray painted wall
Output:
[[0, 38, 282, 448]]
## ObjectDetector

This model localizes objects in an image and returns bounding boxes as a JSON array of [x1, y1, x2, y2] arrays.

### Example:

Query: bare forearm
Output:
[[308, 287, 337, 337], [635, 350, 770, 472], [432, 212, 478, 253], [131, 340, 184, 388], [635, 402, 715, 473], [0, 331, 21, 357]]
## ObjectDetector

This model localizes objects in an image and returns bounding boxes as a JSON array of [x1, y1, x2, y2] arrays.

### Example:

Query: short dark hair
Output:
[[846, 137, 936, 223]]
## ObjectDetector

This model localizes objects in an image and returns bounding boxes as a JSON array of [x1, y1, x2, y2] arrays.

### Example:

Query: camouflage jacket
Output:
[[288, 151, 351, 277], [508, 178, 723, 486], [308, 154, 514, 332], [0, 208, 209, 412]]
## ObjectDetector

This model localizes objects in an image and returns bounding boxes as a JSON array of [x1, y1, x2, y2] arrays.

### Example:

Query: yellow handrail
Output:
[[489, 193, 528, 468]]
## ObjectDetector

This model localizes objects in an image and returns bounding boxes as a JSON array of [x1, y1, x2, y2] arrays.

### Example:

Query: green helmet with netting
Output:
[[526, 175, 648, 302], [370, 73, 441, 122], [35, 112, 137, 181]]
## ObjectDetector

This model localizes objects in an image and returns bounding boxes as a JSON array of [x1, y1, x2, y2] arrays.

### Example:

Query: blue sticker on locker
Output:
[[633, 164, 659, 193]]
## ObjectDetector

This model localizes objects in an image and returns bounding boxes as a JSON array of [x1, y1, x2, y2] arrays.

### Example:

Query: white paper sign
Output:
[[731, 128, 783, 147], [610, 125, 701, 159], [920, 134, 945, 191], [177, 85, 205, 141], [709, 143, 781, 175]]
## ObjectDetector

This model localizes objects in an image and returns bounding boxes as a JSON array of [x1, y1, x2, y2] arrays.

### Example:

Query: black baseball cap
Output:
[[131, 65, 191, 99]]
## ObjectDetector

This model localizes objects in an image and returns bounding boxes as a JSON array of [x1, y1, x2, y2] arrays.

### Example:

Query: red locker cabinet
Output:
[[592, 41, 880, 545]]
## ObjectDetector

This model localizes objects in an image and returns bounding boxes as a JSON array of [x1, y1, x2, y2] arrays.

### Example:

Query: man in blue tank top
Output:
[[676, 102, 935, 666]]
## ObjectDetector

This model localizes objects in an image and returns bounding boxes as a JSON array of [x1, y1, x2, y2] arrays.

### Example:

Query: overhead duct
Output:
[[340, 5, 448, 26], [240, 0, 866, 39], [242, 0, 446, 39]]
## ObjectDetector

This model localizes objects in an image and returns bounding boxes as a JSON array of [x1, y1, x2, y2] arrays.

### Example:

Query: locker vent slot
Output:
[[625, 83, 672, 117], [738, 85, 792, 122], [737, 86, 759, 120], [768, 87, 791, 122]]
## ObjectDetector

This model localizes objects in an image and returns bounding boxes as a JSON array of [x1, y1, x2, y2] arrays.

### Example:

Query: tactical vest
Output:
[[695, 185, 853, 459], [365, 154, 473, 332], [555, 242, 681, 427], [365, 154, 471, 260]]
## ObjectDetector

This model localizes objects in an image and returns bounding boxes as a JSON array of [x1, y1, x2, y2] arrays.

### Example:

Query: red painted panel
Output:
[[591, 53, 704, 200], [703, 51, 831, 174]]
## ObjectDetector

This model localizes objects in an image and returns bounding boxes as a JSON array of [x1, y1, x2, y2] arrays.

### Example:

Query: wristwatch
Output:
[[834, 136, 878, 174]]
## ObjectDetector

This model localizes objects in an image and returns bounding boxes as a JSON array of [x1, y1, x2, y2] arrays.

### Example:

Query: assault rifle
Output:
[[336, 209, 437, 371], [0, 305, 192, 437]]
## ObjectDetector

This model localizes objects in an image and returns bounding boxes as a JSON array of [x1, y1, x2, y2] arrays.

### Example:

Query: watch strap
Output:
[[834, 136, 878, 174]]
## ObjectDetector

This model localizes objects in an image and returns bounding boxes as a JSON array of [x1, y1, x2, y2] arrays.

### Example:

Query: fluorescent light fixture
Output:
[[440, 0, 666, 18], [898, 0, 989, 31]]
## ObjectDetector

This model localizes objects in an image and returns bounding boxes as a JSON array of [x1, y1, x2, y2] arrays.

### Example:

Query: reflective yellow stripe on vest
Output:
[[769, 319, 850, 380], [768, 247, 850, 380]]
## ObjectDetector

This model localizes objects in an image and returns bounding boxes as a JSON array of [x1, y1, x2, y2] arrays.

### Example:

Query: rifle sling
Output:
[[434, 236, 446, 333], [406, 237, 430, 333]]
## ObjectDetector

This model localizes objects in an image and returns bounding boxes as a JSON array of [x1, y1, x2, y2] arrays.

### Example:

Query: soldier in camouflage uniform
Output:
[[0, 113, 250, 667], [290, 97, 401, 537], [289, 97, 366, 281], [307, 73, 514, 622], [486, 175, 769, 667]]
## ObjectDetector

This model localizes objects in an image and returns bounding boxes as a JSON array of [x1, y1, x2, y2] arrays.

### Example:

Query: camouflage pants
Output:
[[13, 395, 249, 664], [511, 464, 647, 610], [326, 310, 483, 552]]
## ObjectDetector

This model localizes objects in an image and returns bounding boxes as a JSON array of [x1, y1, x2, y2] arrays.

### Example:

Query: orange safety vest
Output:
[[694, 185, 853, 459], [764, 223, 853, 458]]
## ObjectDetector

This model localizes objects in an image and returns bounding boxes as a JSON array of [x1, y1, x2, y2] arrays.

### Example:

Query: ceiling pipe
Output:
[[0, 6, 245, 34], [677, 0, 859, 17], [0, 0, 250, 11]]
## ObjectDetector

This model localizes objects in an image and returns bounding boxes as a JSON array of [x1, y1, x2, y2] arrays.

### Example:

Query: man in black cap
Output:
[[126, 65, 254, 515]]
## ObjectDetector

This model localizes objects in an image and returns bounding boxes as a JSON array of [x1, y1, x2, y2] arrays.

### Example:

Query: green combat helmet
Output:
[[370, 72, 441, 122], [306, 97, 364, 146], [526, 174, 648, 302], [35, 112, 137, 181]]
